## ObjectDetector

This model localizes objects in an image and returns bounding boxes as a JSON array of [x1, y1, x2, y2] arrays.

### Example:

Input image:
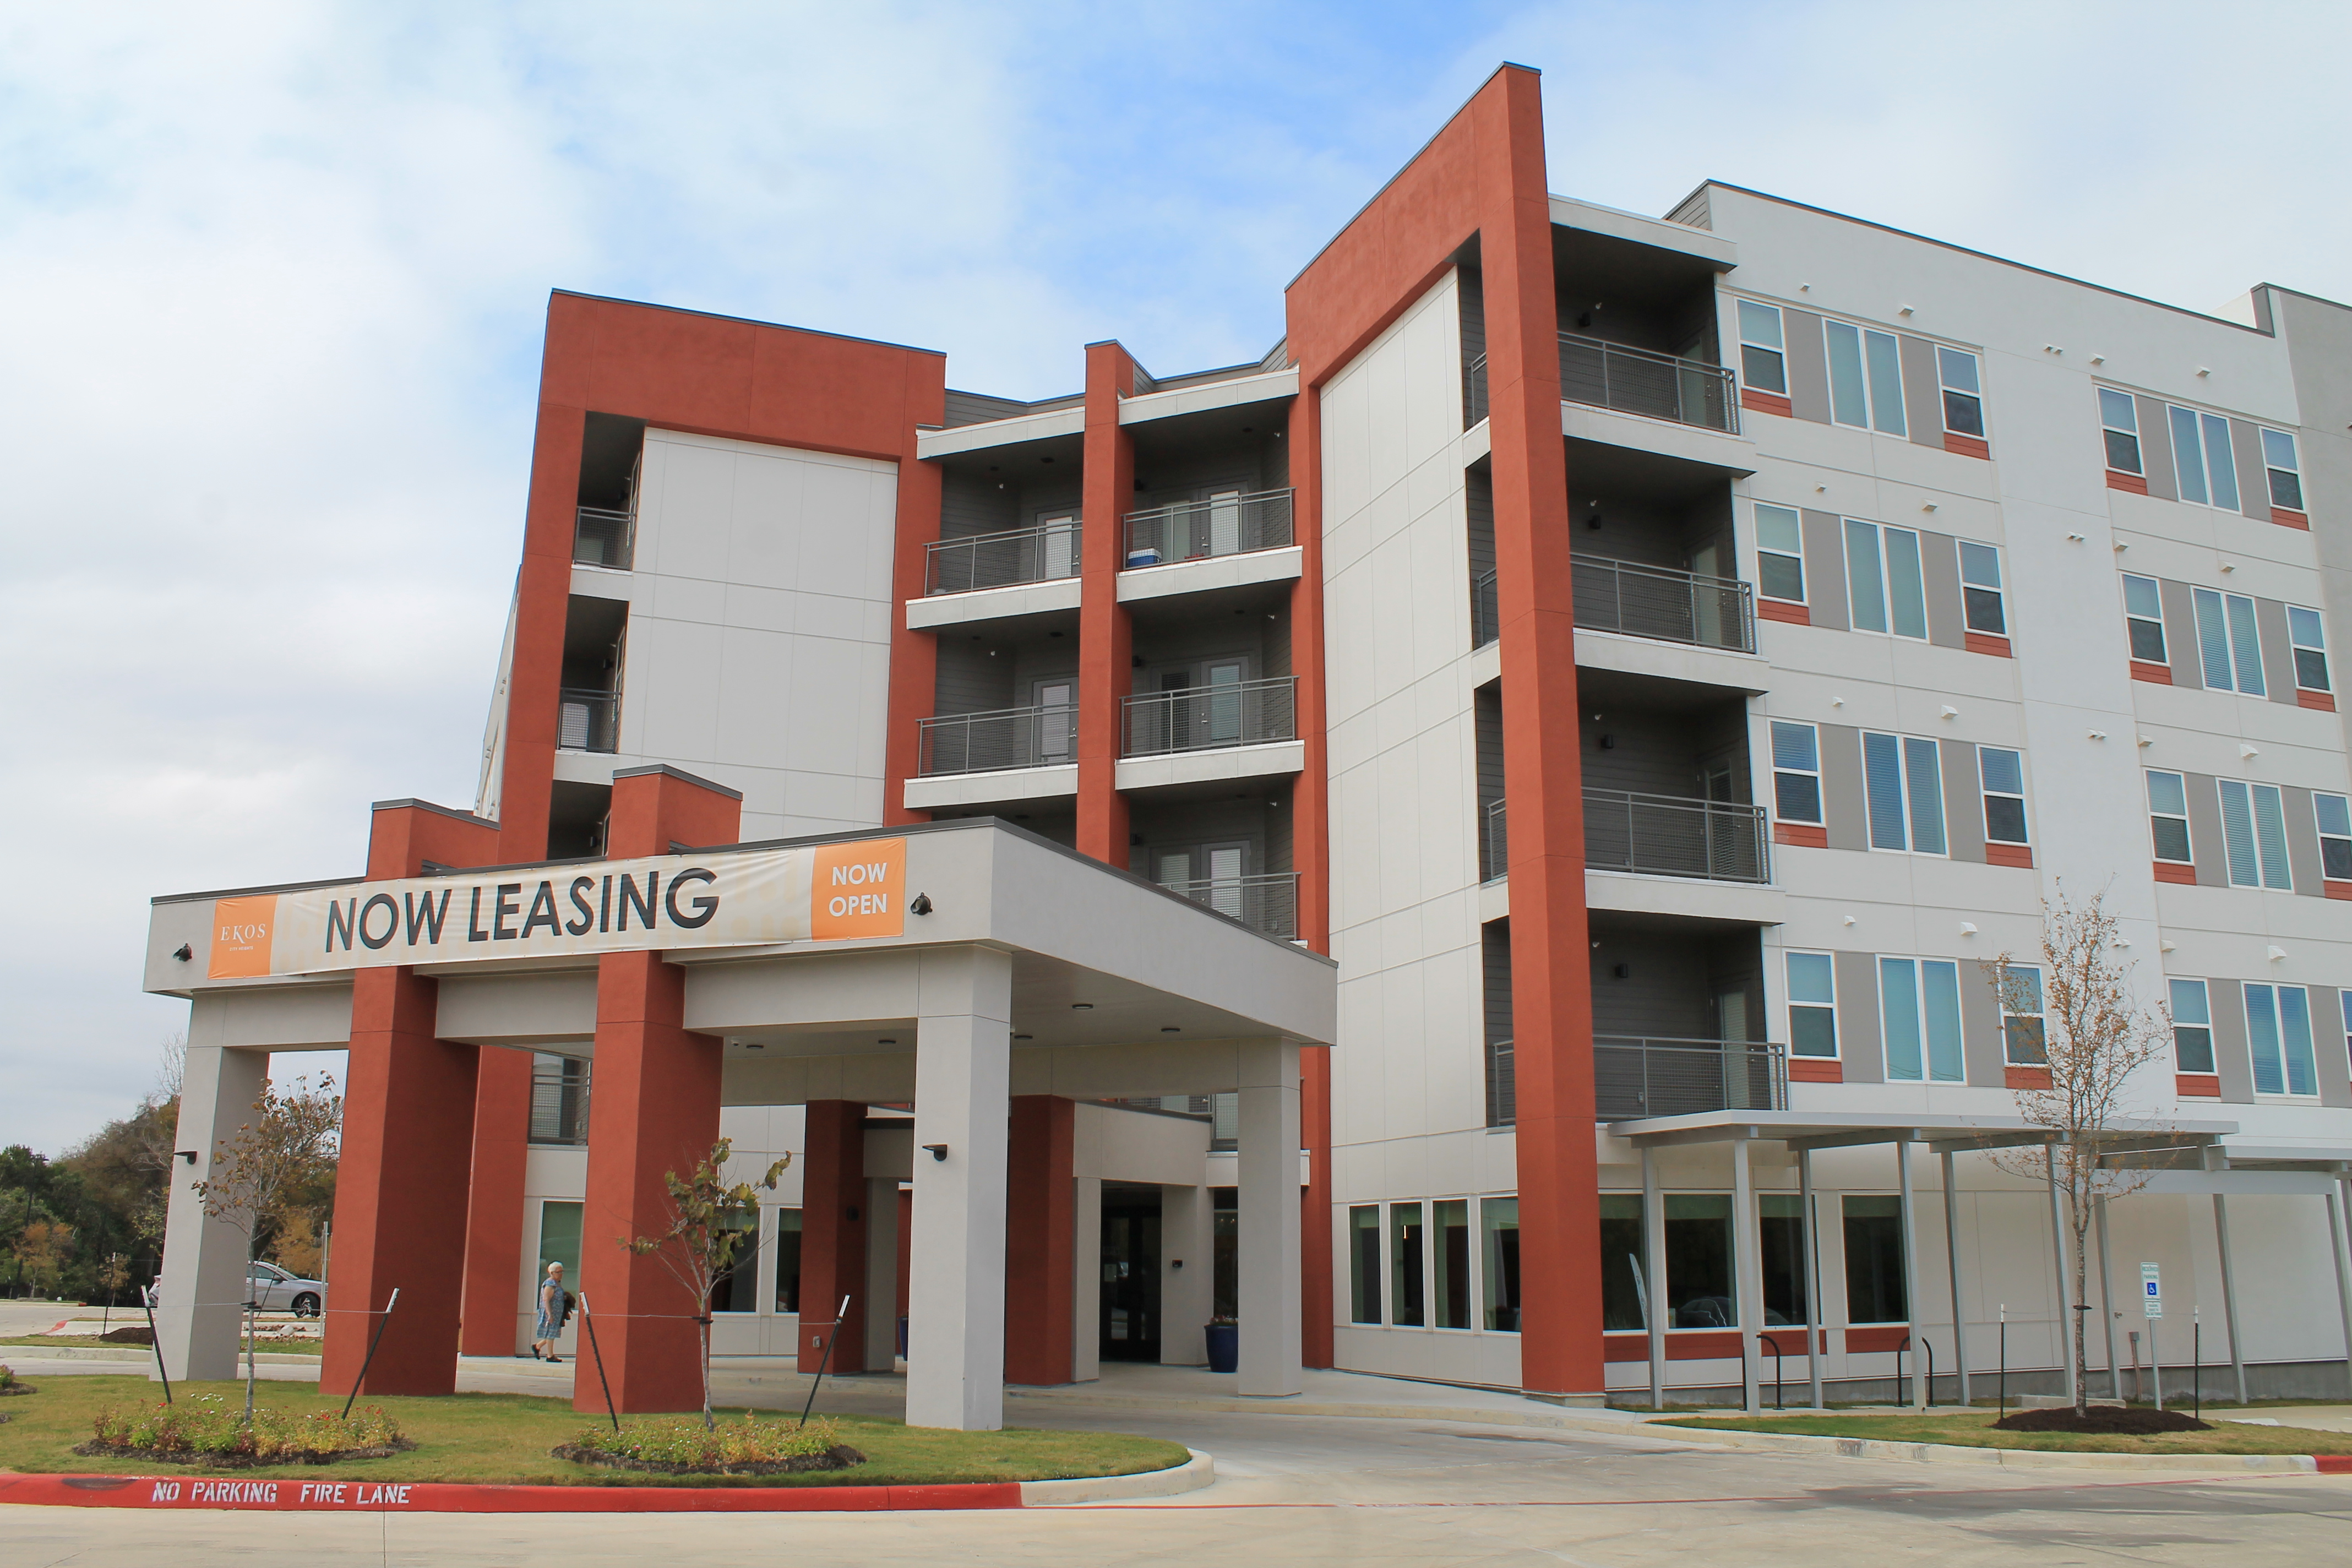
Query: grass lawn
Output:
[[1664, 1408, 2352, 1456], [0, 1335, 321, 1357], [0, 1375, 1189, 1487]]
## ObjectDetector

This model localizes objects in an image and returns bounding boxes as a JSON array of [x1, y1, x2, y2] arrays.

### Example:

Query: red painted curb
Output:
[[2315, 1456, 2352, 1474], [0, 1472, 1025, 1513]]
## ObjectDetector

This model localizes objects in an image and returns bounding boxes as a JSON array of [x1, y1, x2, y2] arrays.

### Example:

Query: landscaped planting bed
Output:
[[79, 1393, 410, 1467], [554, 1414, 863, 1476], [1667, 1408, 2352, 1456]]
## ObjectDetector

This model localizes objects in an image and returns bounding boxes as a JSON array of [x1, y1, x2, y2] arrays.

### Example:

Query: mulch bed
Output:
[[0, 1384, 35, 1397], [99, 1327, 155, 1345], [1994, 1406, 2211, 1435], [70, 1439, 417, 1468], [549, 1443, 867, 1478]]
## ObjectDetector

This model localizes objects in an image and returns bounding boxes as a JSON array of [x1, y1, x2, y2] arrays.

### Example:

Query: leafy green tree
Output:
[[622, 1139, 791, 1430]]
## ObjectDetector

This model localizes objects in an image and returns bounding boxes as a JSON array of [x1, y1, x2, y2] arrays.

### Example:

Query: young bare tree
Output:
[[621, 1138, 791, 1430], [192, 1074, 342, 1422], [1983, 884, 2172, 1417]]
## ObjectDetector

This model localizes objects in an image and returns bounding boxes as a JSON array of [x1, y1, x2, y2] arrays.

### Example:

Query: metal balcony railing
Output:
[[1121, 676, 1296, 757], [1571, 553, 1756, 652], [1124, 488, 1293, 568], [917, 704, 1077, 775], [1483, 798, 1508, 883], [1584, 790, 1770, 884], [573, 506, 634, 570], [1485, 1038, 1515, 1128], [1157, 872, 1298, 939], [1557, 333, 1739, 433], [1464, 354, 1490, 429], [1594, 1039, 1787, 1120], [1472, 568, 1499, 649], [529, 1055, 590, 1146], [925, 520, 1081, 596], [557, 689, 619, 753]]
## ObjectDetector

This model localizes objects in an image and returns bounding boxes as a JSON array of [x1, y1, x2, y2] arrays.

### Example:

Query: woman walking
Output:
[[532, 1261, 570, 1363]]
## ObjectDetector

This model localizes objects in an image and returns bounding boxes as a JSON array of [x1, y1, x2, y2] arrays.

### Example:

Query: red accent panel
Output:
[[2005, 1066, 2054, 1090], [1003, 1096, 1075, 1385], [798, 1102, 868, 1375], [605, 767, 742, 856], [2106, 469, 2149, 496], [1773, 823, 1828, 848], [2130, 660, 2174, 684], [1758, 598, 1810, 625], [2176, 1074, 2223, 1098], [2324, 880, 2352, 901], [0, 1472, 1024, 1513], [1845, 1325, 1913, 1354], [884, 357, 947, 827], [1602, 1330, 1824, 1362], [1300, 1044, 1333, 1368], [1075, 343, 1135, 866], [2153, 861, 2199, 885], [365, 802, 500, 882], [2273, 508, 2310, 530], [458, 1046, 535, 1356], [1942, 432, 1990, 461], [1789, 1059, 1844, 1083], [2297, 688, 2337, 711], [1740, 389, 1794, 419], [1984, 843, 2034, 869], [1964, 632, 2012, 658], [2315, 1455, 2352, 1474]]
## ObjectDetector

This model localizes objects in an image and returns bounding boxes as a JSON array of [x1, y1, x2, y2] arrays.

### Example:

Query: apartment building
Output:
[[151, 64, 2352, 1412]]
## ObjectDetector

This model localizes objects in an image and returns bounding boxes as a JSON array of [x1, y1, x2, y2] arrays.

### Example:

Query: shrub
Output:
[[87, 1395, 403, 1462], [0, 1365, 13, 1390], [564, 1414, 854, 1469]]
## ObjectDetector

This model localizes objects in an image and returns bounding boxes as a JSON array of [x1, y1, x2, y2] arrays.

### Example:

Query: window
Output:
[[2099, 388, 2142, 474], [2146, 771, 2193, 863], [1348, 1205, 1381, 1324], [2288, 606, 2331, 694], [1787, 951, 1838, 1058], [1938, 347, 1984, 437], [1756, 503, 1805, 603], [2262, 428, 2304, 511], [1738, 301, 1787, 395], [2170, 979, 2215, 1074], [710, 1208, 760, 1314], [1958, 541, 2006, 634], [2316, 793, 2351, 880], [773, 1208, 803, 1314], [1760, 1194, 1807, 1327], [2122, 575, 2167, 663], [1481, 1197, 1521, 1332], [2218, 778, 2291, 890], [1597, 1194, 1645, 1331], [1880, 956, 1965, 1082], [1390, 1202, 1425, 1327], [1771, 721, 1822, 825], [1863, 732, 1947, 854], [1433, 1199, 1471, 1329], [1845, 520, 1929, 638], [2343, 992, 2352, 1077], [2244, 983, 2319, 1097], [537, 1201, 584, 1334], [2192, 587, 2266, 695], [1664, 1195, 1734, 1329], [1825, 319, 1906, 434], [529, 1053, 591, 1145], [2000, 963, 2047, 1065], [1979, 748, 2028, 845], [1843, 1196, 1908, 1324], [2169, 405, 2241, 510]]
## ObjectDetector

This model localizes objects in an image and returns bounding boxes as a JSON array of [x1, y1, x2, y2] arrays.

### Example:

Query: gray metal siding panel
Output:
[[2229, 419, 2269, 522], [1800, 509, 1849, 629], [1466, 466, 1496, 594], [1483, 922, 1512, 1044], [932, 637, 1016, 717], [2158, 577, 2203, 689], [1940, 740, 1985, 863], [1475, 687, 1505, 807], [1835, 951, 1883, 1082], [1666, 188, 1712, 229], [1898, 335, 1943, 450], [2282, 784, 2324, 896], [2209, 978, 2255, 1103], [2136, 395, 2178, 500], [941, 389, 1031, 428], [1820, 723, 1868, 851], [1960, 962, 2005, 1087], [1920, 530, 1967, 649], [1783, 308, 1832, 424], [2185, 771, 2228, 887], [1587, 930, 1713, 1039], [939, 469, 1020, 541], [2254, 597, 2298, 705], [2321, 989, 2352, 1108]]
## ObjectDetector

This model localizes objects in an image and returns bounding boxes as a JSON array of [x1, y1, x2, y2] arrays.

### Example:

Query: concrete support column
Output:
[[1897, 1139, 1924, 1409], [905, 946, 1014, 1431], [2211, 1194, 2247, 1407], [154, 1041, 271, 1384], [1800, 1149, 1823, 1411], [1732, 1139, 1760, 1413], [797, 1101, 868, 1374], [1941, 1147, 1970, 1407], [863, 1177, 902, 1372], [1237, 1038, 1303, 1397], [1003, 1095, 1076, 1386], [1641, 1145, 1664, 1409], [1071, 1176, 1103, 1382], [1074, 341, 1136, 867], [2325, 1188, 2352, 1390], [1162, 1184, 1212, 1366], [458, 1044, 535, 1356]]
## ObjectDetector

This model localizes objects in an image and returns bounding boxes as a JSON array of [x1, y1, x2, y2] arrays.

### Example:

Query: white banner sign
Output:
[[206, 840, 906, 979]]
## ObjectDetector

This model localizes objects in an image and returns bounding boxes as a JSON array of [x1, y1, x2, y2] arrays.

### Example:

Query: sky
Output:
[[4, 1, 2348, 1155]]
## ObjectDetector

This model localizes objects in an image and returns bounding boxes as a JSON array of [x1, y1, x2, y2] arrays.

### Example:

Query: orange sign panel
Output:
[[208, 895, 279, 979], [809, 839, 906, 940]]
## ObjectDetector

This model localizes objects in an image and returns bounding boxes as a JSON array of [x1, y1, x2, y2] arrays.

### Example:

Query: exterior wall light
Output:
[[172, 944, 193, 962], [909, 893, 933, 915], [923, 1144, 949, 1162]]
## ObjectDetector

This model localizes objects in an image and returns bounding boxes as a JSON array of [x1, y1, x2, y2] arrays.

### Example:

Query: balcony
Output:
[[1473, 569, 1499, 649], [1571, 554, 1754, 653], [529, 1054, 590, 1146], [917, 703, 1076, 775], [1594, 1038, 1787, 1120], [573, 506, 634, 570], [925, 521, 1081, 596], [557, 689, 619, 753], [1121, 677, 1295, 758], [1557, 334, 1738, 434], [1157, 872, 1298, 940], [1124, 488, 1292, 568], [1483, 792, 1770, 886], [1483, 797, 1508, 883]]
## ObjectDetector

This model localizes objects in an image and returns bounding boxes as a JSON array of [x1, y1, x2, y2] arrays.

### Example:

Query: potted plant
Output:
[[1205, 1314, 1238, 1374]]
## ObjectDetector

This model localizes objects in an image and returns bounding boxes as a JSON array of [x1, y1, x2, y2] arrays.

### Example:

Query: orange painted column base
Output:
[[1003, 1096, 1076, 1385]]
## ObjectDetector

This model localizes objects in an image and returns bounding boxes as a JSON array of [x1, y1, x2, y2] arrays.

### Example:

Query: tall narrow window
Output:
[[2288, 606, 2331, 695], [2170, 406, 2240, 510], [1863, 732, 1946, 854], [710, 1208, 760, 1314], [1738, 301, 1787, 395], [2218, 778, 2291, 889], [1597, 1194, 1646, 1331], [1664, 1195, 1734, 1329], [1844, 520, 1926, 638], [2192, 587, 2266, 695], [1390, 1202, 1425, 1327], [1843, 1196, 1908, 1324], [2244, 983, 2318, 1097], [2262, 428, 2304, 511], [1879, 956, 1965, 1082], [2098, 388, 2142, 475], [2122, 574, 2167, 663], [1348, 1205, 1381, 1325], [2146, 771, 2193, 863], [2000, 963, 2047, 1065], [1760, 1194, 1809, 1326], [773, 1208, 803, 1314], [1979, 747, 2029, 845], [2315, 792, 2352, 880], [1937, 346, 1984, 437], [1433, 1199, 1471, 1330], [1787, 951, 1838, 1058], [1756, 503, 1805, 603], [2170, 979, 2215, 1074], [1771, 721, 1822, 825], [1958, 541, 2006, 635], [1846, 518, 1887, 633], [1825, 319, 1905, 434], [1480, 1197, 1521, 1332]]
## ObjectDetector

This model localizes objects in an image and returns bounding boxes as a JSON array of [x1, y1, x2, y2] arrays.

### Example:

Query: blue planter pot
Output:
[[1205, 1323, 1238, 1374]]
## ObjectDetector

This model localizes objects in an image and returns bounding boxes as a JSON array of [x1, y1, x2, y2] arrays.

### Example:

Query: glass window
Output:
[[1843, 1195, 1908, 1325], [710, 1208, 760, 1314], [1433, 1199, 1471, 1330], [1787, 951, 1838, 1058], [1390, 1202, 1425, 1327], [2122, 574, 2167, 663], [2147, 770, 2193, 863], [1937, 346, 1984, 437], [2218, 779, 2292, 890], [2170, 979, 2215, 1074], [1885, 527, 1928, 639], [1771, 721, 1822, 825], [2343, 992, 2352, 1078], [1863, 732, 1946, 854], [1212, 1187, 1237, 1321], [537, 1200, 584, 1327], [2315, 793, 2351, 881], [2169, 405, 2241, 510], [529, 1053, 591, 1145], [1597, 1194, 1646, 1332], [2001, 963, 2047, 1065], [1348, 1205, 1381, 1325], [1756, 503, 1805, 603], [1481, 1197, 1521, 1332], [2192, 588, 2266, 695], [2099, 387, 2142, 474], [1760, 1194, 1807, 1327], [1880, 956, 1966, 1082], [1825, 319, 1905, 434], [1980, 747, 2029, 845], [2288, 606, 2331, 694], [1738, 301, 1787, 395], [1845, 520, 1926, 638], [2245, 983, 2318, 1097], [1664, 1195, 1734, 1329], [773, 1208, 803, 1314], [1845, 518, 1887, 633], [2262, 427, 2304, 511], [1958, 541, 2005, 635]]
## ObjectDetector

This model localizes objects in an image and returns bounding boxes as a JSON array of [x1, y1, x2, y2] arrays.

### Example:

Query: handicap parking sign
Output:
[[2140, 1261, 2163, 1319]]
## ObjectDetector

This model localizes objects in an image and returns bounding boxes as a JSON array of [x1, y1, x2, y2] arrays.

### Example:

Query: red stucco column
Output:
[[1075, 341, 1136, 865], [457, 1045, 535, 1356], [1003, 1095, 1076, 1384], [796, 1100, 869, 1373]]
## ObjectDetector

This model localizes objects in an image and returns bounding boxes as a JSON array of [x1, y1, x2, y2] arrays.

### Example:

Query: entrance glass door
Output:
[[1099, 1186, 1162, 1362], [1034, 679, 1074, 763]]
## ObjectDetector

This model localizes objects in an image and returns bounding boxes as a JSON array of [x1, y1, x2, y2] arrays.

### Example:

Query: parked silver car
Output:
[[145, 1264, 326, 1317]]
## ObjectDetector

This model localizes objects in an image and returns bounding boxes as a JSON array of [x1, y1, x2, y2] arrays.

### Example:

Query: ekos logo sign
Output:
[[206, 895, 278, 979], [809, 839, 906, 940]]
